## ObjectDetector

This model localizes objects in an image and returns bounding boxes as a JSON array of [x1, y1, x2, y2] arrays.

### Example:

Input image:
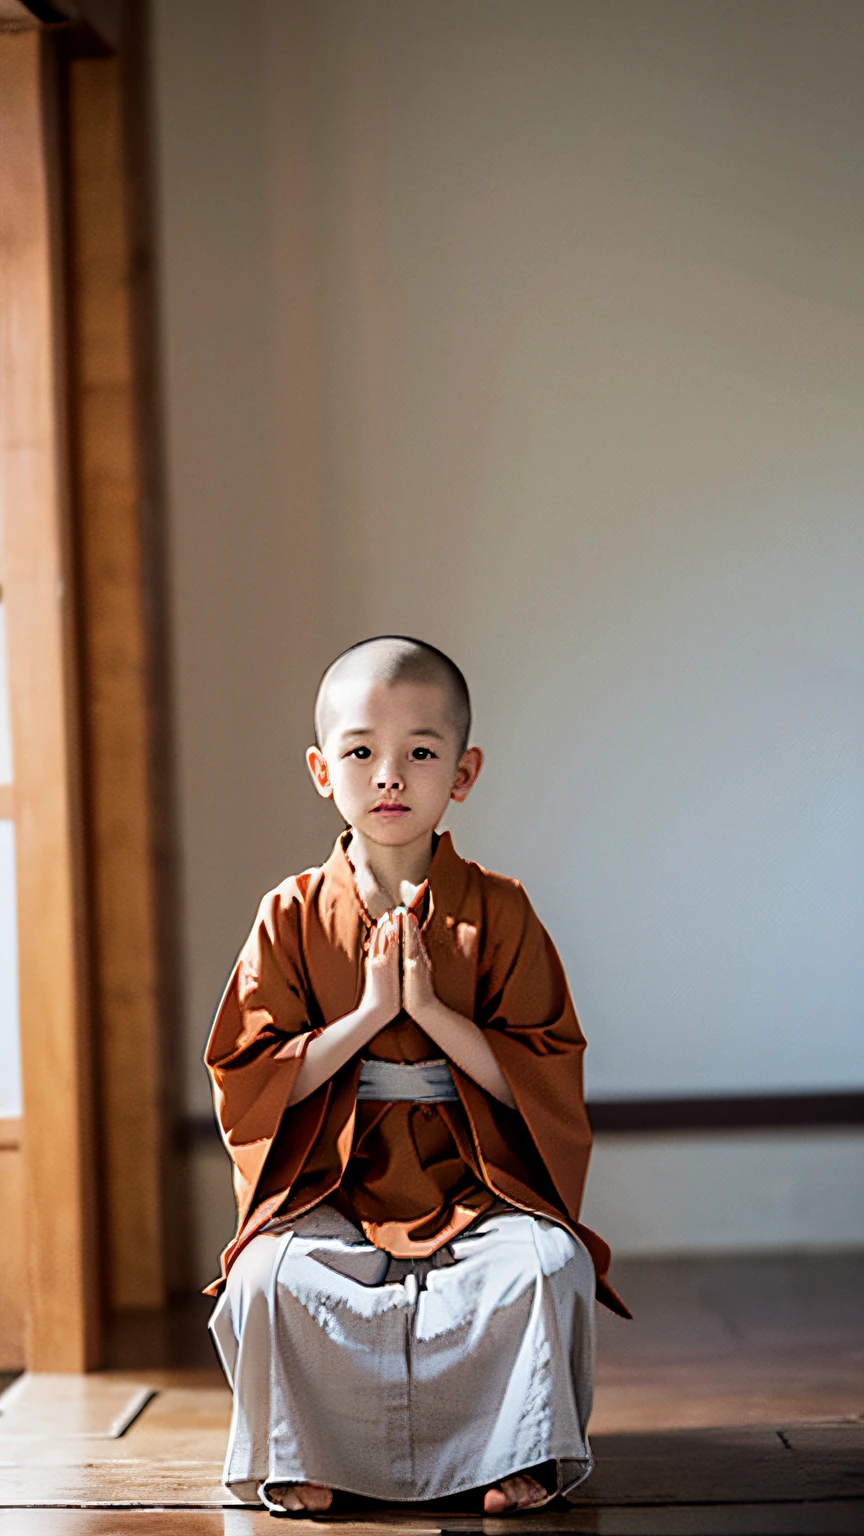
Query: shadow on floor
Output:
[[104, 1291, 218, 1371]]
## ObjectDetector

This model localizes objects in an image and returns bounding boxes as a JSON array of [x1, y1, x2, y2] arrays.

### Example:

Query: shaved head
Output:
[[315, 636, 471, 757]]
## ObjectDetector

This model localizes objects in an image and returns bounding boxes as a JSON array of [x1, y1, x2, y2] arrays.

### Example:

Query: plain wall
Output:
[[151, 0, 864, 1267]]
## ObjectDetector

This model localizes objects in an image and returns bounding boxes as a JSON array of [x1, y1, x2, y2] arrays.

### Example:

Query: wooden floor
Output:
[[0, 1251, 862, 1534]]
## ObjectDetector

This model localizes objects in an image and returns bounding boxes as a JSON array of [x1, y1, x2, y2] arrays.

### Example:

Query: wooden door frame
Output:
[[0, 25, 101, 1371], [0, 1, 177, 1369]]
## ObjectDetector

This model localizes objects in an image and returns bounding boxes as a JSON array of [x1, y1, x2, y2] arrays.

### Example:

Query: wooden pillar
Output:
[[0, 29, 101, 1370], [67, 51, 166, 1311], [0, 1117, 25, 1368]]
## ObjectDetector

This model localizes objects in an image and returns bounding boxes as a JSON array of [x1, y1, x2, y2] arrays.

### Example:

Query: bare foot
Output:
[[483, 1472, 549, 1513], [265, 1481, 333, 1513]]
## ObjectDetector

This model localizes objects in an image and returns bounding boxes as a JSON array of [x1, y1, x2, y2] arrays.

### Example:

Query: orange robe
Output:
[[204, 828, 629, 1317]]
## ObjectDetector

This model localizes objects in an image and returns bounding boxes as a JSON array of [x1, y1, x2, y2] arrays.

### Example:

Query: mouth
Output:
[[371, 803, 410, 816]]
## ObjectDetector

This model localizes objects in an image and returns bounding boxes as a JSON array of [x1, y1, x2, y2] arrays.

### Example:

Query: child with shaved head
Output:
[[205, 636, 627, 1517]]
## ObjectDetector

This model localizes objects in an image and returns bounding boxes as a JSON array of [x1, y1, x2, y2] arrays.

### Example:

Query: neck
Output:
[[348, 826, 437, 909]]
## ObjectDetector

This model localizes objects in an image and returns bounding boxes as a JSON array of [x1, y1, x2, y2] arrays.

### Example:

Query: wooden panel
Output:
[[2, 1508, 864, 1536], [564, 1423, 864, 1506], [0, 1459, 231, 1506], [0, 1418, 861, 1509], [0, 1119, 24, 1369], [0, 1380, 230, 1461], [0, 1517, 278, 1536], [0, 1517, 277, 1536], [0, 783, 14, 817], [0, 29, 100, 1370], [592, 1250, 864, 1434], [0, 1372, 154, 1436], [119, 0, 189, 1299], [67, 52, 165, 1309]]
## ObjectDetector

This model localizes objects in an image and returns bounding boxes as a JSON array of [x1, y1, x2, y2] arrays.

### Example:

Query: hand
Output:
[[359, 914, 401, 1030], [402, 910, 437, 1023]]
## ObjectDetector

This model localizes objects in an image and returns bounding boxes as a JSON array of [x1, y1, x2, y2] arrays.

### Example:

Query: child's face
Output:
[[306, 677, 482, 846]]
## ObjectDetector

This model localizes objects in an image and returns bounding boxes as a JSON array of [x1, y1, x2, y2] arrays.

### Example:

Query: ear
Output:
[[305, 744, 333, 799], [450, 745, 483, 804]]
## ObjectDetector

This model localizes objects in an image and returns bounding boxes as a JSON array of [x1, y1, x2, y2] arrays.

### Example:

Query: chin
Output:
[[365, 816, 427, 844]]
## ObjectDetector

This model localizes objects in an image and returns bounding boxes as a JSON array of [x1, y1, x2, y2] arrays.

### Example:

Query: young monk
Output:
[[204, 635, 628, 1518]]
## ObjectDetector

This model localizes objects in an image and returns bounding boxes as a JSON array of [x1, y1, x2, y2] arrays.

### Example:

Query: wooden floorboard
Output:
[[0, 1253, 860, 1533], [1, 1507, 864, 1534], [1, 1422, 861, 1507], [0, 1374, 155, 1438]]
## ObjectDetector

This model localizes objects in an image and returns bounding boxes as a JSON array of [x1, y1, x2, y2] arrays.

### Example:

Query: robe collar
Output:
[[320, 825, 470, 949]]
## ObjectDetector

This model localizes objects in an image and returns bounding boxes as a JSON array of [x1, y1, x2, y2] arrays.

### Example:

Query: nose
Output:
[[375, 763, 404, 791]]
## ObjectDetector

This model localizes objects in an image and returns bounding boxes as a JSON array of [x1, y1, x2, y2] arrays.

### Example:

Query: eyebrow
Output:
[[339, 727, 446, 740]]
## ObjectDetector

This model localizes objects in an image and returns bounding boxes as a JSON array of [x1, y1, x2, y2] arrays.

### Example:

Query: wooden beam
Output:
[[0, 30, 100, 1369], [0, 1117, 25, 1369], [121, 0, 190, 1295], [0, 1117, 22, 1151], [67, 52, 165, 1309]]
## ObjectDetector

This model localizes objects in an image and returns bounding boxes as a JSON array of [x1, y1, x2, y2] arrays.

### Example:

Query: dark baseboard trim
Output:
[[586, 1092, 864, 1132], [179, 1091, 864, 1146]]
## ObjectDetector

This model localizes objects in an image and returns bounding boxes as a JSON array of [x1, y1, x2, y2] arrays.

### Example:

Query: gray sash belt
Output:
[[356, 1058, 460, 1102]]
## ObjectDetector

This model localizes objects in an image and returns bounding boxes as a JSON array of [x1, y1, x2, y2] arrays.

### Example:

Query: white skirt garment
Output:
[[208, 1199, 596, 1508]]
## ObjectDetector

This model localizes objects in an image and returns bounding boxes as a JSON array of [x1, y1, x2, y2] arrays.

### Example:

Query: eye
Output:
[[347, 745, 371, 759], [411, 746, 437, 761]]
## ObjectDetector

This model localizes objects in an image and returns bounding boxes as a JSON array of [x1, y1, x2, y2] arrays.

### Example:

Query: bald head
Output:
[[314, 636, 471, 758]]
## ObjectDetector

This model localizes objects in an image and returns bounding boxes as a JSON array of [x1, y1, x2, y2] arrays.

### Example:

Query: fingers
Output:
[[402, 908, 418, 952], [403, 910, 429, 968], [371, 908, 428, 960], [371, 912, 401, 958]]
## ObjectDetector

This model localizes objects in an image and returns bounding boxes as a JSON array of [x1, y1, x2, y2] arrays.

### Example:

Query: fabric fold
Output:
[[209, 1204, 597, 1503]]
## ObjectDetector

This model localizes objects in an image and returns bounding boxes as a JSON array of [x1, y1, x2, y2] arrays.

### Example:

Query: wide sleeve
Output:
[[204, 882, 327, 1230], [454, 880, 631, 1319], [474, 880, 593, 1217]]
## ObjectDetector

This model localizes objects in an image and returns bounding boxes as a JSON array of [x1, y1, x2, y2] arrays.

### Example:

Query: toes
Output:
[[265, 1481, 333, 1513], [483, 1473, 548, 1512], [265, 1484, 304, 1511], [519, 1474, 548, 1506], [483, 1485, 509, 1513], [297, 1483, 333, 1512]]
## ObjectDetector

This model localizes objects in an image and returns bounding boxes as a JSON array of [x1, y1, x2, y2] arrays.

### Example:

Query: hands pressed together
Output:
[[358, 908, 516, 1108], [361, 907, 437, 1031], [290, 899, 515, 1108]]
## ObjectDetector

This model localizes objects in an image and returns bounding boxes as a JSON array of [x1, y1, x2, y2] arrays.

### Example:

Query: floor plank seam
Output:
[[2, 1494, 864, 1510], [113, 1389, 159, 1438]]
